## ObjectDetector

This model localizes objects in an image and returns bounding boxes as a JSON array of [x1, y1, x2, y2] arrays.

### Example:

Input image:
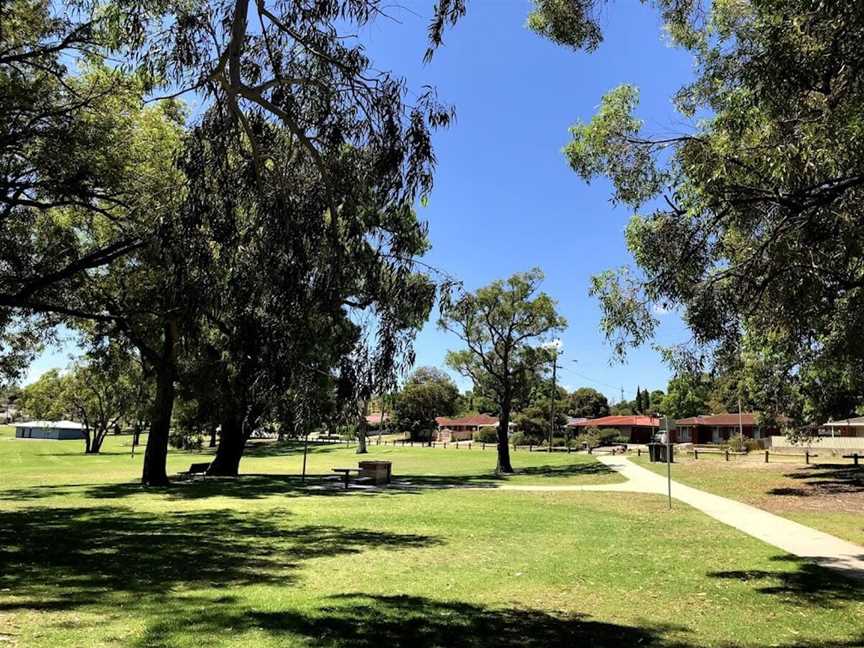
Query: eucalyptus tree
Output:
[[440, 269, 566, 473], [63, 343, 144, 454], [545, 2, 864, 423], [0, 3, 186, 387], [170, 103, 438, 477]]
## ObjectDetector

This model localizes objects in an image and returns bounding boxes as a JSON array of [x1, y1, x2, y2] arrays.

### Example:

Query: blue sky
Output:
[[358, 2, 696, 402], [27, 2, 696, 404]]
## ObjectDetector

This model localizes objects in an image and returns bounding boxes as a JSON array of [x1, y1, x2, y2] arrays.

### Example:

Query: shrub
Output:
[[169, 429, 203, 450], [547, 435, 572, 447], [596, 428, 623, 445], [727, 434, 749, 452], [577, 427, 602, 449], [474, 427, 499, 443], [744, 438, 762, 452]]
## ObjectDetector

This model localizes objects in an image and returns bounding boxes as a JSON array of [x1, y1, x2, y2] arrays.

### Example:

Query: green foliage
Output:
[[661, 374, 711, 419], [508, 430, 526, 447], [576, 426, 602, 449], [566, 387, 610, 418], [514, 398, 567, 442], [526, 0, 605, 52], [473, 427, 499, 443], [394, 367, 459, 440], [553, 1, 864, 424], [19, 369, 68, 420]]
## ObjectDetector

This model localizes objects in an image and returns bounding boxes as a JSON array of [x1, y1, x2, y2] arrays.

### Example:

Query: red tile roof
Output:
[[435, 414, 499, 428], [365, 412, 389, 425], [676, 414, 758, 426], [569, 415, 660, 428]]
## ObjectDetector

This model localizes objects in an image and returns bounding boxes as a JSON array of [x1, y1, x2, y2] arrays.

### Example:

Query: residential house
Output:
[[568, 415, 661, 444], [673, 413, 780, 444], [434, 414, 500, 442]]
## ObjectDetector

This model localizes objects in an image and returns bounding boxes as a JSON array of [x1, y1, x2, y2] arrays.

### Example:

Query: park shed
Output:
[[14, 420, 85, 440]]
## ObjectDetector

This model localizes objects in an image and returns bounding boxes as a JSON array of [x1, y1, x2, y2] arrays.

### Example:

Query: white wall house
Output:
[[14, 420, 85, 440]]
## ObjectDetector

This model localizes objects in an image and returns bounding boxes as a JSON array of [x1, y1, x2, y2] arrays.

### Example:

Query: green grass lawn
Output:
[[633, 453, 864, 546], [1, 426, 863, 647]]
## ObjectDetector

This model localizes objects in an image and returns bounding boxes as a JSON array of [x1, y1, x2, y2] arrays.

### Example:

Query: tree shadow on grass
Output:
[[0, 506, 440, 613], [135, 592, 691, 648], [507, 461, 617, 479], [706, 554, 864, 607], [0, 472, 509, 502], [771, 463, 864, 497], [133, 592, 864, 648]]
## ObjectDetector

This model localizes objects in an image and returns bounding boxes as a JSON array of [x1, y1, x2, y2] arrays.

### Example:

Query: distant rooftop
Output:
[[13, 420, 85, 430]]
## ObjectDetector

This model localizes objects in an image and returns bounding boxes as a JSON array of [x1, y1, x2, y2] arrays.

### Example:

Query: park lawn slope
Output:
[[1, 429, 862, 647], [0, 426, 624, 492], [633, 453, 864, 546]]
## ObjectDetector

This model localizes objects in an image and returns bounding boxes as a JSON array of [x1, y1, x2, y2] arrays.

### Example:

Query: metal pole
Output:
[[549, 348, 558, 453], [738, 396, 743, 438], [665, 415, 672, 510]]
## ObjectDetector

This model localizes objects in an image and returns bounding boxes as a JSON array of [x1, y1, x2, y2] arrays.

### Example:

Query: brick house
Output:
[[568, 415, 661, 444], [673, 413, 780, 444], [434, 414, 500, 442]]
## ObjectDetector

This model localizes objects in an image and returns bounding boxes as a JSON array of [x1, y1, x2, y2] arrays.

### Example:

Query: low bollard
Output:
[[765, 450, 770, 463]]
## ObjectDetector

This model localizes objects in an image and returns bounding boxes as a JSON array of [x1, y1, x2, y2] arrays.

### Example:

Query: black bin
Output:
[[648, 443, 674, 463]]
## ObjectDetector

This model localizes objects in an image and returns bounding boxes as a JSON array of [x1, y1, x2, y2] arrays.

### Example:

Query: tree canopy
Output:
[[550, 1, 864, 425]]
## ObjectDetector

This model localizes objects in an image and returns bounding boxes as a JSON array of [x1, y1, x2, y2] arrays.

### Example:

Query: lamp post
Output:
[[545, 339, 563, 453]]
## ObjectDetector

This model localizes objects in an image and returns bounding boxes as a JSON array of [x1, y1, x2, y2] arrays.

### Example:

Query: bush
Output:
[[576, 427, 602, 449], [474, 427, 499, 443], [169, 429, 203, 450], [596, 427, 623, 445], [726, 434, 761, 452]]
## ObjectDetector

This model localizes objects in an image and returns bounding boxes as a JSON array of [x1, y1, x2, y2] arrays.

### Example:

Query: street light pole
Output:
[[548, 344, 560, 453]]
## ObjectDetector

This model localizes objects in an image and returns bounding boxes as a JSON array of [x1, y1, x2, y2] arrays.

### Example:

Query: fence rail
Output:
[[769, 435, 864, 450]]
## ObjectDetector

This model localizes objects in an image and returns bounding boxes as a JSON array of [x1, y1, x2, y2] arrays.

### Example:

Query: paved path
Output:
[[500, 454, 864, 582]]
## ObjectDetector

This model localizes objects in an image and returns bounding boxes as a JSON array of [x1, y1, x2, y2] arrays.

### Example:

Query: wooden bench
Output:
[[332, 467, 361, 490], [843, 453, 861, 466], [181, 462, 211, 480]]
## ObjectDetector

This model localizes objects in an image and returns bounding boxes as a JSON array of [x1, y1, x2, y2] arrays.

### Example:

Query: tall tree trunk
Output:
[[208, 406, 246, 476], [356, 400, 368, 454], [88, 425, 107, 454], [141, 321, 178, 486], [496, 396, 514, 473]]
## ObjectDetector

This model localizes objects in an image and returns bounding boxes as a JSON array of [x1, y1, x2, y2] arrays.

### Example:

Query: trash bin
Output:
[[358, 460, 392, 484], [648, 443, 674, 463]]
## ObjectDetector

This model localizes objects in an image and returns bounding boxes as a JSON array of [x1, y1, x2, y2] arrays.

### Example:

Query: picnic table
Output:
[[332, 467, 361, 489]]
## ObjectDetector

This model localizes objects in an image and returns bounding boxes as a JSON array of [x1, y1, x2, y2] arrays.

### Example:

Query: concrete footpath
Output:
[[500, 454, 864, 583]]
